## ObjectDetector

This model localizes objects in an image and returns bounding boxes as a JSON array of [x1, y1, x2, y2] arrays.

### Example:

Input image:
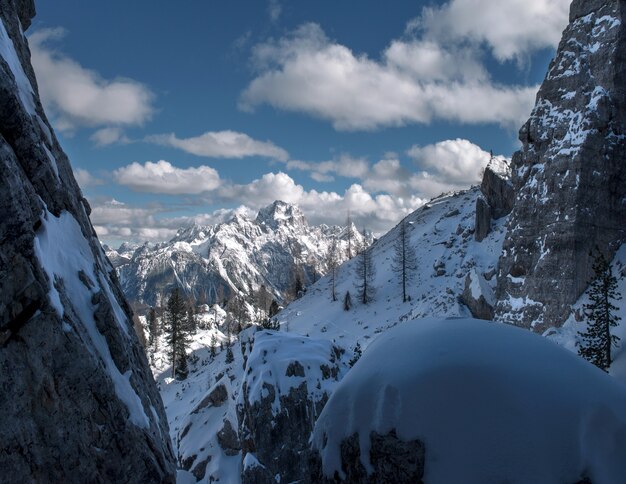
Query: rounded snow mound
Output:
[[312, 317, 626, 484]]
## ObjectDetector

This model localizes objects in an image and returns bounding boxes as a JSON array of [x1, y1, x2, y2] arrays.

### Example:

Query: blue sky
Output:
[[30, 0, 571, 245]]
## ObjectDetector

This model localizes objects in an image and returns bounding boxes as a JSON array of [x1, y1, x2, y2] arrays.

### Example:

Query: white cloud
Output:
[[361, 139, 502, 200], [417, 0, 570, 63], [240, 23, 538, 130], [29, 28, 154, 132], [113, 160, 221, 195], [408, 138, 491, 183], [286, 154, 369, 181], [146, 130, 289, 161], [90, 127, 131, 147], [105, 138, 503, 241], [73, 168, 103, 188]]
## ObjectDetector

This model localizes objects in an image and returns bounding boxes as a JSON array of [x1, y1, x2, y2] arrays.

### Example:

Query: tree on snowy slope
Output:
[[148, 307, 158, 353], [256, 284, 271, 320], [164, 288, 190, 380], [326, 236, 340, 301], [392, 219, 417, 302], [186, 306, 197, 335], [355, 245, 376, 304], [578, 250, 622, 371], [346, 211, 354, 259]]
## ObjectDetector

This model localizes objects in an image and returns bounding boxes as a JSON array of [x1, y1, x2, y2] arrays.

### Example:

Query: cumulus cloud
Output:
[[146, 130, 289, 161], [417, 0, 570, 63], [91, 199, 257, 243], [113, 160, 221, 194], [90, 127, 131, 147], [286, 154, 369, 182], [240, 23, 537, 130], [361, 139, 500, 200], [29, 28, 154, 132], [408, 138, 491, 183], [105, 138, 503, 241]]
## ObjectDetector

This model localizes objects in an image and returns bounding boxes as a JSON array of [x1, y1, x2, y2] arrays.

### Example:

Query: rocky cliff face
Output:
[[496, 0, 626, 331], [0, 1, 175, 480]]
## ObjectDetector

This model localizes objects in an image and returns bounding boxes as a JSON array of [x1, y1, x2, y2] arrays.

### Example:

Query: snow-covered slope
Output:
[[109, 201, 371, 309], [312, 317, 626, 484], [151, 183, 625, 483], [280, 186, 507, 350]]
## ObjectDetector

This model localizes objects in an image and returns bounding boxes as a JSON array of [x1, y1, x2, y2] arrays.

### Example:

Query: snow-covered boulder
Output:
[[312, 318, 626, 483], [237, 330, 349, 483]]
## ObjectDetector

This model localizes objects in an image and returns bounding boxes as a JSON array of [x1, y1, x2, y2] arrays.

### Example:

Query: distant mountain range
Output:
[[105, 200, 372, 309]]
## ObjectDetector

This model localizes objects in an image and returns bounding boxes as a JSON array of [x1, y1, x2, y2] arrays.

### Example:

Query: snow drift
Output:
[[312, 317, 626, 484]]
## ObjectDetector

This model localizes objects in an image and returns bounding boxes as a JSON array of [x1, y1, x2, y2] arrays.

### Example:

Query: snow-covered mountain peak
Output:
[[255, 200, 307, 231], [110, 200, 370, 308]]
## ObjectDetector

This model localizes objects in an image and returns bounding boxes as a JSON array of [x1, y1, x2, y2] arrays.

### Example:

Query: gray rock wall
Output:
[[495, 0, 626, 331], [0, 1, 176, 481]]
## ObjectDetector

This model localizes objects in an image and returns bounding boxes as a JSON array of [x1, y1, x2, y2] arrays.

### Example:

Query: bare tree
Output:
[[346, 211, 354, 259], [355, 245, 375, 304], [391, 219, 417, 302], [326, 236, 340, 301]]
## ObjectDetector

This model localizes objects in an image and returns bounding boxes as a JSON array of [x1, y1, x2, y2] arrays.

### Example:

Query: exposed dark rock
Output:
[[191, 382, 228, 414], [309, 430, 425, 483], [480, 160, 514, 219], [495, 0, 626, 331], [474, 197, 492, 242], [0, 2, 175, 481], [286, 360, 305, 377], [460, 271, 495, 320], [217, 420, 241, 456]]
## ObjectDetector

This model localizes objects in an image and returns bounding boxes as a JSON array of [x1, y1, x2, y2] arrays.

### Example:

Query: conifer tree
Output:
[[391, 219, 417, 302], [148, 306, 158, 352], [355, 246, 375, 304], [210, 333, 217, 359], [225, 344, 234, 364], [577, 250, 622, 371], [164, 287, 190, 380], [268, 299, 280, 318], [186, 306, 197, 335]]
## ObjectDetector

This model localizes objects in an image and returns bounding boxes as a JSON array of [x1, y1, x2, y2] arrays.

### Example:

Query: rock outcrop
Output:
[[495, 0, 626, 330], [237, 331, 347, 484], [475, 157, 513, 242], [0, 1, 175, 480], [460, 268, 495, 320], [308, 431, 425, 483]]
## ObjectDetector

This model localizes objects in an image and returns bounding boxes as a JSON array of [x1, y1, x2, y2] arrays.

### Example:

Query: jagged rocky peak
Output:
[[255, 200, 308, 230], [475, 156, 514, 242], [0, 0, 175, 480], [495, 0, 626, 331]]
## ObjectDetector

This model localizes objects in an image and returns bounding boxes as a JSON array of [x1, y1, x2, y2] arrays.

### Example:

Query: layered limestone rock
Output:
[[495, 0, 626, 331], [0, 0, 175, 480], [236, 331, 347, 484]]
